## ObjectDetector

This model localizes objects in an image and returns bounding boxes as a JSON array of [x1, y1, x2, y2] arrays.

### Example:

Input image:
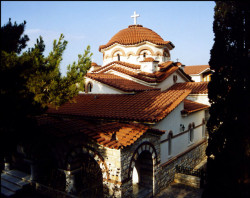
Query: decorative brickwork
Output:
[[135, 46, 155, 56]]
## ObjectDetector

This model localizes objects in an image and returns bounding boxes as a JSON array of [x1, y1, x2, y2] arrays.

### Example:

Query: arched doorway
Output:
[[130, 142, 158, 197], [66, 146, 108, 198], [132, 150, 153, 196], [74, 153, 103, 198]]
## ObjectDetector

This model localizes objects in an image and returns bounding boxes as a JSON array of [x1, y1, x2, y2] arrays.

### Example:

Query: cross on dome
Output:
[[131, 11, 140, 25]]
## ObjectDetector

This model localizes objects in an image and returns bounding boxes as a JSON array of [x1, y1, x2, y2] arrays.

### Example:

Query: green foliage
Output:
[[1, 18, 29, 54], [205, 2, 250, 197], [0, 19, 92, 163]]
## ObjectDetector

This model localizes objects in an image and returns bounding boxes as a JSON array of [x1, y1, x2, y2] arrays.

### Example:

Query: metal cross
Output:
[[131, 11, 140, 25]]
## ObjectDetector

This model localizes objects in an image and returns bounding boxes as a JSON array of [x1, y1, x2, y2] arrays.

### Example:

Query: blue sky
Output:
[[1, 1, 215, 76]]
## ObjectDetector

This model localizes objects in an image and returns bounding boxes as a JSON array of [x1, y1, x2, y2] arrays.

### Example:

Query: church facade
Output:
[[3, 13, 209, 198]]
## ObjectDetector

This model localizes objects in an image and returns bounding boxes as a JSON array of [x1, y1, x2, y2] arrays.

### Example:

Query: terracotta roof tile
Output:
[[47, 88, 191, 123], [99, 25, 172, 51], [169, 82, 208, 94], [36, 116, 163, 149], [184, 65, 210, 75], [181, 99, 209, 115], [140, 57, 158, 62], [86, 73, 159, 92], [91, 62, 98, 66], [93, 61, 140, 73], [158, 61, 173, 69], [93, 61, 180, 83]]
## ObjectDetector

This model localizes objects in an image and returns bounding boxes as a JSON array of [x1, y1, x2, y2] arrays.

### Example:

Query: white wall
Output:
[[154, 102, 206, 164], [187, 94, 210, 106], [85, 78, 126, 94], [102, 43, 170, 66], [156, 72, 187, 91], [190, 75, 201, 82]]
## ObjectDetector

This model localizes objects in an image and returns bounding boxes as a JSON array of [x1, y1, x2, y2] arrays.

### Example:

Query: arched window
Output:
[[117, 54, 120, 61], [87, 82, 92, 93], [173, 75, 178, 83], [202, 118, 206, 137], [168, 131, 173, 156], [143, 52, 146, 58], [189, 124, 194, 143]]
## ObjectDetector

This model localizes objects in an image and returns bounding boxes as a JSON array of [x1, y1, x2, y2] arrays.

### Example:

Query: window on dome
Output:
[[117, 54, 120, 61], [143, 52, 146, 58]]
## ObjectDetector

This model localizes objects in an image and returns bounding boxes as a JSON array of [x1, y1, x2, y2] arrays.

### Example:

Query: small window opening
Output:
[[168, 132, 173, 156], [143, 52, 146, 58], [117, 54, 120, 61], [87, 82, 92, 93], [189, 128, 194, 143]]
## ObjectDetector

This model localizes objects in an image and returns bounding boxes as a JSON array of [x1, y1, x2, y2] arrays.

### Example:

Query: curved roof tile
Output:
[[99, 25, 171, 51]]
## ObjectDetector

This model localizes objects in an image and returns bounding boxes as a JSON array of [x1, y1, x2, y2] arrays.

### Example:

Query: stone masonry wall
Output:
[[158, 139, 207, 191], [120, 132, 161, 197]]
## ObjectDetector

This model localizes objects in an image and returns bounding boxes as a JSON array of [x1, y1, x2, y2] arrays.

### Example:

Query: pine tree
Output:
[[0, 20, 92, 170], [204, 2, 250, 197], [1, 18, 29, 54]]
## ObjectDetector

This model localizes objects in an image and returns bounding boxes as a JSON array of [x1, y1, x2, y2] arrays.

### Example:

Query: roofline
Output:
[[99, 40, 172, 52]]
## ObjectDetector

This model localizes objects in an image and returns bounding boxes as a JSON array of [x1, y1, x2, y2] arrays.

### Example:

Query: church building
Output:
[[2, 12, 210, 198]]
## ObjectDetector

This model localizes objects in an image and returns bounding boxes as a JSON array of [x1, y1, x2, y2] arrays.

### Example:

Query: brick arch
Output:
[[104, 54, 110, 59], [66, 145, 110, 180], [111, 47, 126, 58], [136, 46, 155, 56], [128, 141, 158, 179], [155, 51, 163, 56], [126, 51, 136, 57]]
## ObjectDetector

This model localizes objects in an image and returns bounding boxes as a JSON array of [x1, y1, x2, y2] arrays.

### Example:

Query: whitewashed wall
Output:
[[190, 75, 201, 82], [187, 94, 210, 106], [102, 43, 170, 66], [154, 102, 206, 164], [156, 72, 187, 91], [85, 78, 126, 94]]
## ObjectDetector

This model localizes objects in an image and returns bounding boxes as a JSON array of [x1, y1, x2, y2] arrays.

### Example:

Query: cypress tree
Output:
[[205, 2, 250, 197]]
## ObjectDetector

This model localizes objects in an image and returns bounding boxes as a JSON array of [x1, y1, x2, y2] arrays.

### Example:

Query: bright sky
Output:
[[1, 1, 215, 76]]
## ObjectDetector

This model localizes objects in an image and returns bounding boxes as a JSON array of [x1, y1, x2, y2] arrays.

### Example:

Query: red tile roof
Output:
[[86, 73, 159, 92], [92, 61, 187, 83], [99, 25, 173, 51], [184, 65, 210, 75], [169, 82, 208, 94], [91, 62, 98, 66], [47, 88, 191, 123], [140, 57, 158, 62], [158, 61, 173, 69], [181, 99, 209, 115], [36, 116, 164, 149], [93, 61, 140, 73]]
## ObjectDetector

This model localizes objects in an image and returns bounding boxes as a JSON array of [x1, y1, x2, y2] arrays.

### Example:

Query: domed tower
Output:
[[99, 14, 175, 66]]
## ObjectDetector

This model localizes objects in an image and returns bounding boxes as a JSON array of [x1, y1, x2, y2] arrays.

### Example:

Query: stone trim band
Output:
[[160, 122, 205, 144], [160, 138, 207, 167]]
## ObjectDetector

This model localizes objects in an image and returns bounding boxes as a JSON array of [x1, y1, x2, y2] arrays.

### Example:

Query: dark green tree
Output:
[[204, 2, 250, 197], [0, 19, 92, 171], [1, 18, 29, 54]]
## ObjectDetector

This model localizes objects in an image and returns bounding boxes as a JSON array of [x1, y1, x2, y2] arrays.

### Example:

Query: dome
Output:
[[99, 25, 171, 51]]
